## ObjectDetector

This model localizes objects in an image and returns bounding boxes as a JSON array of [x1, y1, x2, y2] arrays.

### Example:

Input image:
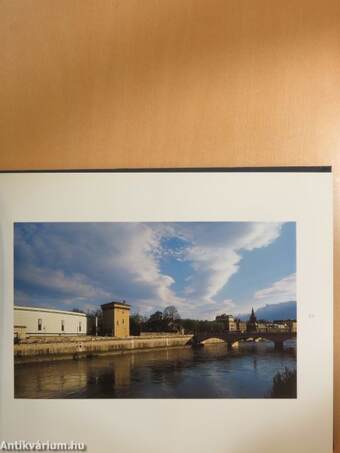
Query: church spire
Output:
[[247, 307, 257, 332], [249, 307, 257, 322]]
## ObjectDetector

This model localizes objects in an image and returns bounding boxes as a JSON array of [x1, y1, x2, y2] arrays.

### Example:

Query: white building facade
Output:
[[14, 306, 87, 338]]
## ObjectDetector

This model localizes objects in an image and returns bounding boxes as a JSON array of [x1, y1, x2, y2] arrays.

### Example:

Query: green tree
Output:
[[130, 313, 145, 336], [270, 367, 297, 398], [144, 310, 166, 332], [163, 305, 180, 321], [72, 307, 86, 314]]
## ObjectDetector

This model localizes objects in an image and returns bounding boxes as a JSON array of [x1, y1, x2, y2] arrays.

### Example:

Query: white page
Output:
[[0, 170, 333, 453]]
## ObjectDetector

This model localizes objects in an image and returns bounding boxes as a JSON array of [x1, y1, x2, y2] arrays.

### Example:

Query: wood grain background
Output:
[[1, 0, 339, 449]]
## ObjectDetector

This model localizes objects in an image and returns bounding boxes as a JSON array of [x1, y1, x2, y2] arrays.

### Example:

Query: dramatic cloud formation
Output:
[[178, 222, 282, 304], [15, 223, 183, 315], [254, 273, 296, 304], [14, 222, 294, 319]]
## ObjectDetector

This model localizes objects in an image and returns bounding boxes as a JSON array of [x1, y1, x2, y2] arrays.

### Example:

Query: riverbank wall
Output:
[[14, 335, 193, 363]]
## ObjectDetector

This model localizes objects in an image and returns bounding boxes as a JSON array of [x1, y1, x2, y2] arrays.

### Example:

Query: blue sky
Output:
[[14, 222, 296, 320]]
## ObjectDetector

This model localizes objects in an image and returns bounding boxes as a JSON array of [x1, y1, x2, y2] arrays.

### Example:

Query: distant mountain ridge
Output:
[[237, 301, 296, 321]]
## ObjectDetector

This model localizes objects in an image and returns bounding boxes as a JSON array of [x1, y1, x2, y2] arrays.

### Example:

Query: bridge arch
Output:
[[191, 332, 241, 350], [191, 331, 296, 351], [200, 337, 226, 344]]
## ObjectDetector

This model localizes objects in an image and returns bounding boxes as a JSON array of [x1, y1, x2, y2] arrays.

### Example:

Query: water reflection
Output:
[[15, 340, 296, 398]]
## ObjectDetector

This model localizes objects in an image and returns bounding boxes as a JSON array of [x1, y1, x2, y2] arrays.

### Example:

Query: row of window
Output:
[[37, 319, 83, 332]]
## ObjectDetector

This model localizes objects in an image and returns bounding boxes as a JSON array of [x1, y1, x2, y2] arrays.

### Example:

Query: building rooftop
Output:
[[101, 301, 131, 309], [216, 314, 234, 320], [14, 305, 87, 317]]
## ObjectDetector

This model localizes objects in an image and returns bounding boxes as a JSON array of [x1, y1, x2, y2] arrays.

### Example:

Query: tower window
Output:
[[61, 320, 65, 332], [38, 319, 42, 331]]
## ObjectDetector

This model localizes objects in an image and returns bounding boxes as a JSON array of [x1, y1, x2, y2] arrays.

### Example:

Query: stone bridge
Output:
[[192, 330, 296, 350]]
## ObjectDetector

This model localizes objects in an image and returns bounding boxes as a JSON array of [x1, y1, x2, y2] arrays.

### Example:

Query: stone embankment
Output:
[[14, 334, 193, 363]]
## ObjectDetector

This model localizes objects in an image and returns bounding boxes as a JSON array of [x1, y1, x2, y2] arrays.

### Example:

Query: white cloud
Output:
[[254, 273, 296, 304], [18, 266, 111, 300], [178, 222, 282, 307], [14, 223, 183, 313], [14, 222, 284, 318]]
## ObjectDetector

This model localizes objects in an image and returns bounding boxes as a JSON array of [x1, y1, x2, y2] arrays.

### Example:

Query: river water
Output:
[[15, 340, 296, 398]]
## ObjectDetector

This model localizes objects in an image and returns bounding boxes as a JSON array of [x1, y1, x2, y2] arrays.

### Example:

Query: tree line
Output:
[[76, 305, 227, 335], [130, 305, 226, 335]]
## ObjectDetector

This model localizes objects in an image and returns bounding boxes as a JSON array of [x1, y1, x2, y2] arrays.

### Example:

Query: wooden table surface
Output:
[[1, 0, 339, 450]]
